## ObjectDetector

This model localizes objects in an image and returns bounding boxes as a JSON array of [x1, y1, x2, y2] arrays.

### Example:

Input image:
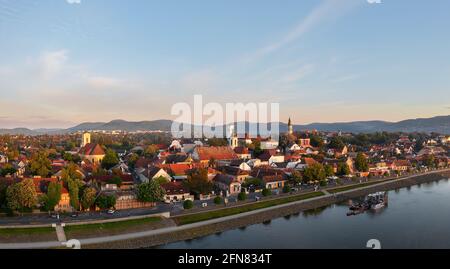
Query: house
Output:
[[251, 168, 287, 189], [260, 139, 279, 150], [212, 174, 242, 196], [229, 159, 252, 171], [159, 163, 193, 181], [327, 146, 348, 158], [88, 174, 134, 190], [234, 147, 251, 159], [138, 166, 172, 183], [247, 158, 262, 168], [163, 153, 193, 164], [0, 154, 7, 164], [161, 181, 194, 203], [259, 149, 285, 165], [286, 142, 301, 152], [298, 138, 311, 148], [192, 146, 238, 164], [221, 166, 250, 182], [369, 162, 390, 176], [417, 146, 446, 156], [390, 160, 411, 171], [32, 177, 71, 212]]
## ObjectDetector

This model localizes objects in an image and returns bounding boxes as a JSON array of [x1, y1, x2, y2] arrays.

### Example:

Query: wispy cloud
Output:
[[246, 0, 361, 62], [66, 0, 81, 4], [38, 50, 69, 79]]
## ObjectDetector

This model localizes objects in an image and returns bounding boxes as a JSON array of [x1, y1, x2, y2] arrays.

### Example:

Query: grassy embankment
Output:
[[327, 180, 388, 194], [64, 217, 162, 237], [174, 191, 324, 225]]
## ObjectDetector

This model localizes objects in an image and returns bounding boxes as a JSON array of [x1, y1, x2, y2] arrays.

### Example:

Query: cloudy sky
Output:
[[0, 0, 449, 129]]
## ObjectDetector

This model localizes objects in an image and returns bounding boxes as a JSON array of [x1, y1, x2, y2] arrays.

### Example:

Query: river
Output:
[[156, 178, 450, 249]]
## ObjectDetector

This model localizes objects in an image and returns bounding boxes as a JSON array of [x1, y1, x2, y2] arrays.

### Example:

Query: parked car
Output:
[[107, 209, 116, 214]]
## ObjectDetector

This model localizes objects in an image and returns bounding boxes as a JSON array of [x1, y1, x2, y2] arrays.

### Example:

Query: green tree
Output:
[[107, 175, 123, 187], [355, 152, 369, 172], [289, 170, 303, 185], [128, 153, 139, 168], [6, 179, 37, 212], [61, 163, 82, 182], [67, 178, 81, 211], [337, 163, 351, 176], [0, 163, 17, 177], [80, 187, 97, 210], [303, 163, 326, 182], [43, 181, 62, 212], [214, 196, 223, 205], [137, 180, 166, 203], [29, 150, 51, 177], [329, 137, 345, 150], [144, 145, 159, 158], [310, 135, 324, 148], [183, 200, 194, 209], [96, 194, 116, 210], [0, 181, 8, 208], [262, 188, 271, 197], [101, 149, 119, 170], [238, 192, 247, 201], [423, 155, 435, 168], [324, 164, 334, 177], [184, 168, 213, 196], [153, 176, 170, 185]]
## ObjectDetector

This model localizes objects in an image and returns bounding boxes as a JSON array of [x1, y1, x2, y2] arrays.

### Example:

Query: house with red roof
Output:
[[192, 146, 238, 165], [161, 181, 194, 203], [78, 132, 105, 164]]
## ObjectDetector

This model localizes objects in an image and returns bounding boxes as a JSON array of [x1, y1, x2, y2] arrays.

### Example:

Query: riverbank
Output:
[[84, 169, 450, 249]]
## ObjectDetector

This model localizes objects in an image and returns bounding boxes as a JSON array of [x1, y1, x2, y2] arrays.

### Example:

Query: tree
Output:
[[289, 170, 303, 185], [128, 153, 139, 168], [107, 175, 123, 187], [423, 155, 435, 168], [81, 187, 97, 210], [184, 168, 213, 196], [144, 145, 159, 158], [0, 163, 17, 177], [238, 192, 247, 201], [61, 163, 82, 182], [337, 163, 351, 176], [6, 179, 37, 212], [303, 163, 326, 182], [324, 164, 334, 177], [29, 150, 51, 177], [67, 178, 81, 211], [262, 188, 271, 197], [153, 176, 170, 185], [0, 181, 8, 208], [101, 149, 119, 170], [96, 194, 116, 210], [183, 200, 194, 209], [329, 136, 345, 150], [214, 196, 223, 205], [137, 180, 166, 203], [310, 135, 324, 148], [355, 152, 369, 172], [283, 185, 291, 193], [43, 181, 62, 212]]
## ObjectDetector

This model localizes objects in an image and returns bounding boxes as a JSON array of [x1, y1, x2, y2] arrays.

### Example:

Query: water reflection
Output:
[[156, 179, 450, 249]]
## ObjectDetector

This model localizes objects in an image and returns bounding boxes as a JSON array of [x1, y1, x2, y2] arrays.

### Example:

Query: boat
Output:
[[347, 192, 388, 215]]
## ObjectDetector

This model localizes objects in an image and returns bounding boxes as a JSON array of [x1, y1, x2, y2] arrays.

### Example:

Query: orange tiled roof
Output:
[[196, 146, 238, 161]]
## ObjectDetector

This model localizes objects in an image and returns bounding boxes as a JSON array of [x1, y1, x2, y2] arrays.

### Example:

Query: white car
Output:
[[107, 209, 116, 214]]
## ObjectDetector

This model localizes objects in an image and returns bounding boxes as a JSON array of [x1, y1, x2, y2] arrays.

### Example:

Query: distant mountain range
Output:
[[0, 115, 449, 135]]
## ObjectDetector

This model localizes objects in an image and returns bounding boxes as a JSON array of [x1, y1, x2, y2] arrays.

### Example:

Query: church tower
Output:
[[228, 126, 238, 149], [82, 132, 91, 147], [288, 117, 293, 135]]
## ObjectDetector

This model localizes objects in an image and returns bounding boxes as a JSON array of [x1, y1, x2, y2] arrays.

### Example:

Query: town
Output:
[[0, 118, 449, 220]]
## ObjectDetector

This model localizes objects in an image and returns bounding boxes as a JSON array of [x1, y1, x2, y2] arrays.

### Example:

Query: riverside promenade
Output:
[[1, 168, 449, 249]]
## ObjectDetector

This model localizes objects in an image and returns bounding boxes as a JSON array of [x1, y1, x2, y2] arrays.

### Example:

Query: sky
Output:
[[0, 0, 449, 129]]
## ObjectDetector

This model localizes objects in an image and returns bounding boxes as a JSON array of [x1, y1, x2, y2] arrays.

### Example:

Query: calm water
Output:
[[157, 179, 450, 249]]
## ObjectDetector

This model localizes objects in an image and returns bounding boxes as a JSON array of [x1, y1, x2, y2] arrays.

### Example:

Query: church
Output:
[[78, 132, 106, 164]]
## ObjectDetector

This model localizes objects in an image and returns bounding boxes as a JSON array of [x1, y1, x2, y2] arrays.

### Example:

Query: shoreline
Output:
[[84, 169, 450, 249]]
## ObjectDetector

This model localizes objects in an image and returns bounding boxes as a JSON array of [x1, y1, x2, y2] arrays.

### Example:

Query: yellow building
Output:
[[79, 132, 105, 164]]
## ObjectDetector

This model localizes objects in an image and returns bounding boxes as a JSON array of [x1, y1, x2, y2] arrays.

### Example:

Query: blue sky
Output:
[[0, 0, 449, 128]]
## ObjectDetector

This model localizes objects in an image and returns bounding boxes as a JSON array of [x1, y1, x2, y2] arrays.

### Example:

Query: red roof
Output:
[[195, 146, 238, 161], [79, 143, 105, 156], [161, 181, 190, 195], [159, 164, 192, 176], [88, 174, 134, 183], [31, 177, 68, 194]]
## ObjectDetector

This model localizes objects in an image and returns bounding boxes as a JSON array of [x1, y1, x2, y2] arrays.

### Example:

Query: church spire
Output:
[[288, 117, 293, 135]]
